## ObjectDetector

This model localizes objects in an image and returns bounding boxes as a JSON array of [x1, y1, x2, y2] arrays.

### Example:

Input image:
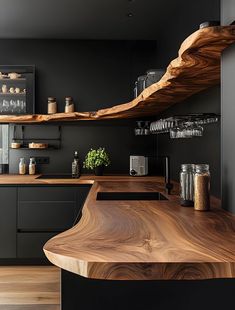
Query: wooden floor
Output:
[[0, 266, 60, 310]]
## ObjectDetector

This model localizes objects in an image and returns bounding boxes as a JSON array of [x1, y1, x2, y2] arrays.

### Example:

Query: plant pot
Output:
[[94, 166, 104, 176]]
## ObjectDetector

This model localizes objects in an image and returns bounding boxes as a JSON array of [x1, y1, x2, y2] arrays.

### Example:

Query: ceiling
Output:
[[0, 0, 220, 40]]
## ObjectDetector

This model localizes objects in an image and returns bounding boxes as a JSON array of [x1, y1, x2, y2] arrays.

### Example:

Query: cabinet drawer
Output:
[[18, 186, 76, 201], [18, 201, 77, 231], [17, 233, 57, 258]]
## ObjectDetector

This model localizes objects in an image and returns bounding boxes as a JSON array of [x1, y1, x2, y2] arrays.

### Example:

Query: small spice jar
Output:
[[19, 158, 26, 175], [194, 164, 210, 211], [29, 157, 36, 175], [180, 164, 195, 207], [47, 97, 57, 114], [65, 97, 75, 113]]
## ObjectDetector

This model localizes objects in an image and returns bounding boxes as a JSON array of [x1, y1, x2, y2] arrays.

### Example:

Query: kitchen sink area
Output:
[[36, 174, 74, 179], [96, 191, 168, 201]]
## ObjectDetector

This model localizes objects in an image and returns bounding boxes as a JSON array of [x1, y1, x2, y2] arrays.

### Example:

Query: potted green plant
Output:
[[83, 147, 111, 176]]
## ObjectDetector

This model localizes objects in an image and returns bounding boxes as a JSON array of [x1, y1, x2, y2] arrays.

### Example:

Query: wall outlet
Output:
[[35, 157, 50, 164]]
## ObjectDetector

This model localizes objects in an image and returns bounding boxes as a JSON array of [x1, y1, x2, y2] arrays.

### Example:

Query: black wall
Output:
[[0, 2, 221, 183], [154, 1, 220, 68], [9, 122, 155, 174], [156, 86, 221, 197], [0, 39, 158, 113], [221, 0, 235, 213], [0, 39, 157, 174]]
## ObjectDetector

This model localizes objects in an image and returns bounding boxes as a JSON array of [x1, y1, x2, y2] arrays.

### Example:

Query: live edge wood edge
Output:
[[25, 176, 235, 281], [1, 26, 235, 123]]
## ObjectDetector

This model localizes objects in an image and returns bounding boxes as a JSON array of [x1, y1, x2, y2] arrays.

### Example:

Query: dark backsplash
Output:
[[9, 121, 155, 175]]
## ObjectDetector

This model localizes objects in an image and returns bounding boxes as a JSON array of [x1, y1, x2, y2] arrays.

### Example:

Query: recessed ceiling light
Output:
[[127, 13, 133, 17]]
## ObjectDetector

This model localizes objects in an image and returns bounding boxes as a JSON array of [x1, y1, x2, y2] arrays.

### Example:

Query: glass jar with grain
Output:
[[194, 164, 210, 211]]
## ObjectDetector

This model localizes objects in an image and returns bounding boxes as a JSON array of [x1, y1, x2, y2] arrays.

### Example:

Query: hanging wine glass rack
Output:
[[142, 113, 220, 138]]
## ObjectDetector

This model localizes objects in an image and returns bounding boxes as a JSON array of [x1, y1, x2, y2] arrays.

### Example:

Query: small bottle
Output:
[[65, 97, 75, 113], [180, 164, 195, 207], [72, 151, 80, 178], [47, 97, 57, 114], [194, 164, 210, 211], [29, 157, 36, 175], [19, 158, 26, 175]]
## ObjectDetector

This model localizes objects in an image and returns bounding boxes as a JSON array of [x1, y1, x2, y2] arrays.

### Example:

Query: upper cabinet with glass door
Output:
[[0, 65, 35, 115]]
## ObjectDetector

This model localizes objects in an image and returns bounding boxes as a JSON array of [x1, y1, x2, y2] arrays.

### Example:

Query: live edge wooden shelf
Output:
[[1, 25, 235, 124], [43, 177, 235, 281]]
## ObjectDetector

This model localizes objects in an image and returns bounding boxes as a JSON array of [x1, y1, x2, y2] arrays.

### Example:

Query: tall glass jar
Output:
[[180, 164, 195, 206], [194, 164, 210, 211], [19, 158, 26, 175]]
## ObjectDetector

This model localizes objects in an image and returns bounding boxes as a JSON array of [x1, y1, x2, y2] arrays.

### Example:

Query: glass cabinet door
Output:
[[0, 65, 35, 115]]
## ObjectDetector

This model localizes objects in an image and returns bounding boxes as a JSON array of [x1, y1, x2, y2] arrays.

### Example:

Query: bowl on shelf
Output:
[[11, 142, 21, 149], [28, 142, 48, 149]]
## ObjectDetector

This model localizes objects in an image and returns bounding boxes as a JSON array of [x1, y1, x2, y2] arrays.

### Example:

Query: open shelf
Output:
[[10, 146, 59, 150], [0, 79, 26, 81], [0, 93, 26, 96], [0, 25, 235, 123], [10, 125, 62, 149]]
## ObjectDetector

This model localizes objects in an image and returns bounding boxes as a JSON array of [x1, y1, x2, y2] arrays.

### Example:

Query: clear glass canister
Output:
[[180, 164, 195, 206], [194, 164, 210, 211]]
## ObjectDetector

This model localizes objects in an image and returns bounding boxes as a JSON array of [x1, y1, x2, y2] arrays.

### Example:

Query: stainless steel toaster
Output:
[[129, 155, 148, 176]]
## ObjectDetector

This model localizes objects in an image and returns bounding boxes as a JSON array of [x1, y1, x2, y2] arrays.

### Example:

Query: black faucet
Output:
[[163, 156, 173, 195], [146, 155, 173, 194]]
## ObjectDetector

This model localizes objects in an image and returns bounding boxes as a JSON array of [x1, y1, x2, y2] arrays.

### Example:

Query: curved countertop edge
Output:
[[42, 178, 235, 281], [44, 250, 235, 281]]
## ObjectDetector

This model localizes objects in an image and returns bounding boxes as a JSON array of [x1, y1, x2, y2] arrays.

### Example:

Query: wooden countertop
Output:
[[1, 174, 235, 280], [42, 178, 235, 281], [0, 174, 160, 185]]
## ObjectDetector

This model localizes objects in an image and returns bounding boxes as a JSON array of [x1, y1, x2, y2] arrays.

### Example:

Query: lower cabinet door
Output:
[[17, 232, 58, 258], [0, 187, 17, 258]]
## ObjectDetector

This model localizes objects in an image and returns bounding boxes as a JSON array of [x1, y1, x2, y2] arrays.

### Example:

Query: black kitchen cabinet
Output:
[[0, 187, 17, 258], [17, 185, 91, 259], [17, 232, 58, 258], [0, 185, 90, 261], [18, 187, 78, 231]]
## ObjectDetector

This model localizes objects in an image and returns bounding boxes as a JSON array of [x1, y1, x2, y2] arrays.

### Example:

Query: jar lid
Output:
[[48, 97, 56, 101], [195, 164, 209, 173], [181, 164, 195, 171], [137, 75, 147, 81], [146, 69, 165, 75]]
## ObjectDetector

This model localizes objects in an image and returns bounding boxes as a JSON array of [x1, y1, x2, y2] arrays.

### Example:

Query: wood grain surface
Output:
[[44, 180, 235, 281], [0, 174, 163, 185], [0, 267, 60, 309], [0, 26, 234, 123]]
